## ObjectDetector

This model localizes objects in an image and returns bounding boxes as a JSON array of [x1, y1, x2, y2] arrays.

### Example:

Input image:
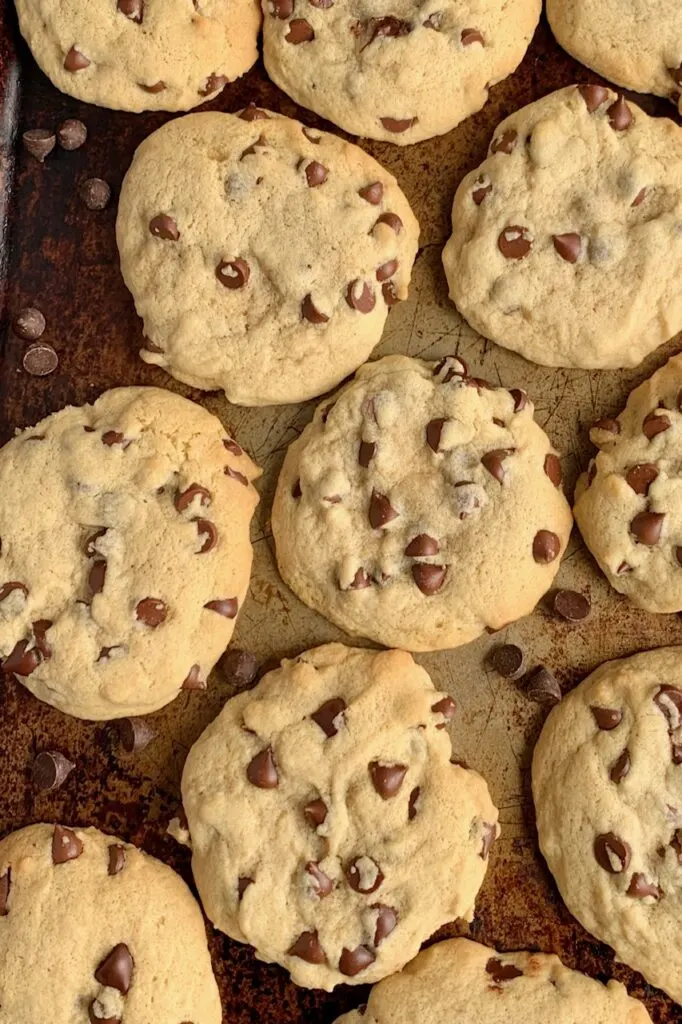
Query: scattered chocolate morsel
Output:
[[12, 306, 46, 341], [490, 130, 517, 154], [526, 665, 562, 707], [630, 510, 665, 545], [380, 116, 417, 133], [487, 643, 525, 679], [32, 751, 75, 791], [346, 280, 376, 313], [431, 696, 456, 725], [22, 341, 58, 376], [532, 530, 561, 564], [486, 958, 523, 983], [0, 870, 9, 915], [405, 533, 439, 557], [590, 706, 622, 730], [627, 873, 662, 899], [289, 930, 326, 964], [358, 181, 383, 204], [461, 27, 484, 45], [117, 717, 155, 754], [374, 212, 403, 233], [412, 563, 447, 595], [369, 489, 398, 529], [643, 411, 670, 439], [306, 861, 333, 897], [625, 463, 658, 496], [594, 832, 631, 873], [551, 589, 591, 622], [610, 748, 631, 784], [149, 214, 179, 240], [286, 18, 315, 42], [578, 83, 609, 111], [64, 46, 91, 71], [57, 118, 87, 150], [95, 944, 134, 994], [246, 746, 279, 788], [216, 257, 250, 289], [79, 177, 111, 210], [304, 798, 328, 827], [135, 597, 168, 627], [608, 95, 633, 131], [108, 845, 126, 876], [221, 647, 258, 688], [369, 761, 407, 799], [22, 128, 56, 162], [408, 786, 420, 820], [498, 225, 532, 260], [346, 856, 384, 893], [238, 876, 253, 899], [372, 904, 398, 945], [52, 825, 83, 864], [543, 453, 562, 487], [182, 664, 206, 690], [553, 233, 581, 263], [312, 697, 346, 737], [339, 945, 375, 976]]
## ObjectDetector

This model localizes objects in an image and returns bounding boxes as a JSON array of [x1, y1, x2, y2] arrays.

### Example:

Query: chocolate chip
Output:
[[3, 640, 42, 677], [57, 118, 87, 150], [630, 510, 664, 545], [95, 944, 134, 994], [220, 648, 257, 689], [135, 597, 167, 627], [359, 181, 383, 204], [216, 258, 250, 289], [408, 786, 420, 820], [380, 116, 417, 133], [306, 861, 333, 896], [12, 306, 46, 341], [553, 233, 581, 263], [369, 489, 398, 529], [102, 430, 129, 448], [487, 643, 525, 679], [240, 134, 267, 161], [426, 417, 446, 452], [376, 259, 398, 282], [643, 411, 670, 439], [140, 80, 166, 93], [88, 559, 107, 596], [526, 666, 562, 707], [22, 341, 58, 376], [175, 484, 211, 513], [108, 845, 126, 876], [239, 104, 271, 121], [118, 0, 143, 19], [223, 437, 243, 457], [594, 832, 630, 873], [372, 904, 397, 945], [204, 597, 238, 618], [490, 130, 517, 154], [149, 214, 179, 240], [593, 418, 620, 434], [670, 64, 682, 87], [382, 280, 400, 305], [374, 212, 403, 234], [346, 280, 376, 313], [246, 746, 279, 788], [0, 871, 9, 915], [346, 567, 371, 590], [653, 685, 682, 730], [289, 930, 326, 963], [461, 27, 484, 44], [627, 873, 662, 899], [625, 463, 658, 495], [552, 589, 591, 622], [591, 706, 622, 730], [303, 160, 328, 187], [117, 717, 155, 754], [481, 448, 513, 483], [608, 95, 633, 130], [286, 18, 314, 42], [412, 563, 447, 595], [532, 530, 561, 564], [369, 761, 407, 799], [32, 751, 75, 791], [302, 126, 322, 143], [358, 440, 376, 468], [632, 188, 647, 207], [270, 0, 293, 17], [52, 825, 83, 864], [199, 73, 228, 96], [22, 128, 55, 162], [225, 466, 249, 486], [404, 534, 439, 556], [510, 388, 528, 412], [346, 856, 384, 893], [64, 46, 90, 71], [79, 178, 111, 210], [541, 453, 562, 488], [238, 876, 253, 899], [498, 225, 532, 260], [182, 665, 206, 691], [486, 958, 523, 983], [195, 518, 218, 553], [610, 748, 630, 784], [0, 581, 28, 607], [472, 178, 493, 205], [480, 821, 497, 858], [431, 695, 456, 725], [423, 11, 443, 28], [578, 84, 609, 111], [304, 798, 328, 827], [312, 697, 346, 737], [301, 294, 329, 323], [339, 945, 375, 976]]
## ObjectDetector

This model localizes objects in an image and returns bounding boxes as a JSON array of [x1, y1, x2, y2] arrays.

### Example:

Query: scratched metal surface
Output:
[[1, 5, 682, 1021]]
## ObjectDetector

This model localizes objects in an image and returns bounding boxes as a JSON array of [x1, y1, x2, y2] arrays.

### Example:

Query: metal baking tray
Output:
[[1, 4, 681, 1020]]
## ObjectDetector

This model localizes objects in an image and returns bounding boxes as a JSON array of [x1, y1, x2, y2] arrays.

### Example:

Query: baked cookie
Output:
[[547, 1, 682, 118], [181, 644, 499, 990], [14, 0, 260, 112], [0, 823, 221, 1024], [442, 85, 682, 369], [533, 646, 682, 1005], [575, 354, 682, 613], [262, 0, 541, 145], [0, 386, 259, 720], [334, 937, 652, 1024], [271, 355, 572, 651], [117, 111, 419, 406]]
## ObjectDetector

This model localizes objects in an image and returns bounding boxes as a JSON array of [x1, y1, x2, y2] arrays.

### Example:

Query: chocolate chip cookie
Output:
[[0, 386, 259, 720], [181, 644, 499, 990], [271, 355, 572, 651], [442, 85, 682, 369], [334, 937, 652, 1024], [14, 0, 260, 112], [116, 110, 419, 406], [262, 0, 541, 145], [0, 823, 221, 1024], [575, 354, 682, 613], [533, 646, 682, 1005], [547, 1, 682, 118]]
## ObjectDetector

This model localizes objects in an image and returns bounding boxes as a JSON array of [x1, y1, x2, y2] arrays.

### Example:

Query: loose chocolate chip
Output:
[[118, 0, 143, 19], [199, 73, 228, 96], [532, 530, 561, 564], [301, 294, 329, 323], [369, 489, 398, 529], [79, 178, 111, 210], [239, 104, 271, 121], [480, 821, 497, 858], [426, 417, 446, 452], [369, 761, 407, 799], [490, 130, 517, 155], [552, 589, 591, 622], [12, 306, 46, 341], [498, 225, 532, 260], [225, 466, 249, 486], [510, 388, 527, 412], [487, 643, 525, 679], [380, 116, 417, 133], [195, 518, 218, 553], [135, 597, 168, 628], [221, 648, 258, 688], [339, 945, 376, 976], [593, 418, 620, 434], [643, 411, 670, 439], [117, 717, 155, 753], [486, 958, 523, 983], [289, 930, 326, 963], [182, 665, 206, 690], [88, 559, 107, 596], [108, 845, 126, 876], [653, 685, 682, 730], [346, 280, 376, 313], [3, 640, 42, 677], [312, 697, 346, 737], [52, 825, 83, 864], [610, 748, 631, 784], [374, 211, 403, 234], [461, 27, 484, 44], [22, 341, 58, 376], [608, 95, 633, 131], [270, 0, 293, 17], [302, 160, 328, 187], [359, 181, 383, 204], [594, 832, 631, 873], [204, 597, 238, 618], [625, 463, 659, 495], [175, 483, 211, 513], [542, 453, 562, 488], [431, 695, 456, 725], [412, 563, 447, 595], [64, 46, 90, 71], [591, 706, 622, 730], [306, 861, 333, 897], [627, 873, 662, 899], [408, 786, 420, 820], [405, 534, 439, 557], [481, 448, 513, 483], [553, 233, 581, 263], [216, 258, 250, 289], [238, 876, 253, 899], [372, 904, 398, 945], [149, 214, 179, 240], [95, 944, 134, 994], [630, 510, 665, 545], [0, 871, 9, 915], [358, 440, 376, 468], [472, 178, 493, 205], [286, 18, 315, 42], [140, 80, 166, 93], [578, 84, 609, 111], [376, 259, 398, 282], [346, 856, 384, 893], [22, 128, 55, 162], [632, 188, 647, 207], [246, 747, 279, 788], [57, 118, 87, 150], [304, 798, 328, 826], [32, 751, 75, 791], [526, 666, 562, 707]]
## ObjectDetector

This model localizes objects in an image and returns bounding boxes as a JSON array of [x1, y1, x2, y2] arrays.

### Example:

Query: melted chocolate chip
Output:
[[118, 0, 143, 20], [579, 84, 608, 112], [608, 95, 633, 130], [543, 453, 562, 487], [346, 856, 384, 893], [481, 448, 514, 483], [135, 597, 167, 627], [175, 484, 211, 513], [95, 944, 134, 994], [490, 130, 517, 155], [246, 747, 279, 788], [408, 786, 420, 821], [405, 533, 439, 557], [303, 160, 328, 187], [108, 845, 127, 876], [204, 597, 238, 618], [182, 665, 206, 691], [149, 214, 179, 240], [553, 233, 581, 263], [412, 563, 447, 594], [195, 518, 218, 553], [510, 388, 527, 412], [532, 530, 561, 564], [289, 930, 326, 963], [610, 748, 631, 784], [498, 225, 532, 259], [359, 182, 383, 204], [216, 258, 250, 289], [369, 490, 398, 529], [591, 706, 622, 730], [358, 440, 376, 468], [304, 798, 328, 827], [286, 18, 315, 42], [306, 861, 333, 897], [301, 294, 329, 323], [239, 104, 271, 121], [630, 510, 665, 545], [199, 73, 228, 97], [654, 685, 682, 731], [339, 945, 375, 976], [312, 697, 346, 737], [374, 211, 403, 233], [52, 825, 83, 864], [461, 27, 484, 44], [3, 640, 42, 677], [238, 876, 253, 899], [625, 463, 658, 496], [346, 280, 376, 313], [372, 903, 398, 945], [627, 873, 662, 899], [88, 559, 107, 596], [380, 117, 418, 133], [426, 417, 446, 452], [64, 46, 90, 71], [480, 821, 497, 858], [0, 870, 10, 915], [594, 832, 631, 873], [369, 761, 408, 799], [486, 958, 523, 983], [643, 411, 671, 439]]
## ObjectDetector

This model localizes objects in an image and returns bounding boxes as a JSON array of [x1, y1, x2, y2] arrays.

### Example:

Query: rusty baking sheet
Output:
[[1, 5, 682, 1022]]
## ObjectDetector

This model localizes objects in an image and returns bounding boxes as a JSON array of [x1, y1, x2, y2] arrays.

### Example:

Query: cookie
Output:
[[181, 643, 499, 990], [0, 822, 221, 1023], [262, 0, 541, 145], [533, 646, 682, 1005], [442, 85, 682, 369], [0, 386, 259, 720], [334, 937, 652, 1024], [116, 111, 419, 407], [575, 354, 682, 613], [271, 354, 572, 652], [547, 0, 682, 118], [14, 0, 260, 112]]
